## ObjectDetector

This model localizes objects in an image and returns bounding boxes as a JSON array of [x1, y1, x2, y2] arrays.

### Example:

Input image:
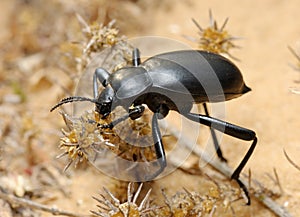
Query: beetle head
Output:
[[95, 86, 116, 118], [50, 86, 116, 119]]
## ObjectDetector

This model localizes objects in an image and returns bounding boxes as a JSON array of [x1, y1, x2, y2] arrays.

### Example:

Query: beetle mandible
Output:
[[51, 48, 257, 205]]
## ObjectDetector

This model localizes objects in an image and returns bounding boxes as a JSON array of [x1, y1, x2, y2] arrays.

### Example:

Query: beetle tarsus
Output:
[[231, 136, 258, 180], [128, 105, 145, 120], [234, 178, 251, 205]]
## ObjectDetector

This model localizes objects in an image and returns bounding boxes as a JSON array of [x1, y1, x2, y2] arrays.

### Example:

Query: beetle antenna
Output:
[[50, 96, 99, 112]]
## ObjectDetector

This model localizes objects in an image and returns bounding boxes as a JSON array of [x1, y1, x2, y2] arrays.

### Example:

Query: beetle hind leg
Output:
[[183, 112, 257, 205]]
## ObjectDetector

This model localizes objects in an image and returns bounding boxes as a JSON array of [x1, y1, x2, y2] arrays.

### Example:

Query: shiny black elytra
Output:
[[51, 48, 257, 205]]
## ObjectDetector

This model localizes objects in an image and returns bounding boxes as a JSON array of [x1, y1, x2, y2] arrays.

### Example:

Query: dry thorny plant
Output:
[[57, 110, 156, 172], [0, 98, 71, 217], [91, 182, 153, 217], [91, 180, 245, 217], [191, 10, 240, 60], [62, 14, 132, 75]]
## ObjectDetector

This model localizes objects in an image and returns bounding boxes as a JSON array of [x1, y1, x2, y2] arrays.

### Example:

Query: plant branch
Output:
[[0, 189, 89, 217]]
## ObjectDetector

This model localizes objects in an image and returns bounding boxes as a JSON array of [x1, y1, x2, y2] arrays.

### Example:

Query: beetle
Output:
[[51, 48, 257, 204]]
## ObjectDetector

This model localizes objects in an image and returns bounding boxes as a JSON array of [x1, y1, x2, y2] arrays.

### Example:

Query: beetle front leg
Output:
[[93, 68, 110, 98], [132, 48, 141, 67], [146, 112, 167, 180], [99, 105, 145, 129]]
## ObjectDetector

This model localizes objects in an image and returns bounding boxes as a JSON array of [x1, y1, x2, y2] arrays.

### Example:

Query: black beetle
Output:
[[51, 48, 257, 204]]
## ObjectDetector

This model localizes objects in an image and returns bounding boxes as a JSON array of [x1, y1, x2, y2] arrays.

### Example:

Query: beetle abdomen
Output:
[[142, 50, 250, 103], [202, 51, 251, 100]]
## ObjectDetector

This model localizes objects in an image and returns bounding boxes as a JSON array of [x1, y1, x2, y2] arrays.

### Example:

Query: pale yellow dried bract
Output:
[[82, 19, 120, 54]]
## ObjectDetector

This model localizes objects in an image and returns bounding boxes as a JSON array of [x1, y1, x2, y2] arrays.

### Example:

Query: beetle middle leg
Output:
[[203, 103, 227, 162], [98, 103, 168, 180], [145, 111, 167, 180], [183, 112, 257, 205], [98, 105, 145, 129]]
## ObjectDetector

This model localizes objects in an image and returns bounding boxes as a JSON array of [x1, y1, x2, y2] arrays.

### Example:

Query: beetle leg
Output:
[[231, 137, 257, 205], [184, 112, 257, 205], [146, 112, 167, 180], [132, 48, 141, 67], [184, 113, 256, 141], [93, 68, 110, 98], [203, 103, 227, 162], [99, 105, 145, 129]]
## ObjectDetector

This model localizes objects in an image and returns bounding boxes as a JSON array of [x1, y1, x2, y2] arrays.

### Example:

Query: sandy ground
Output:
[[0, 0, 300, 216]]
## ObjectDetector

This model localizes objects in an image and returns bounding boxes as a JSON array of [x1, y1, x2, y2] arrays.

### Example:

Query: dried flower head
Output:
[[76, 15, 121, 54], [91, 182, 153, 217], [192, 10, 240, 59], [159, 178, 243, 217], [57, 109, 156, 172], [161, 188, 214, 216], [60, 15, 133, 75], [57, 111, 113, 171]]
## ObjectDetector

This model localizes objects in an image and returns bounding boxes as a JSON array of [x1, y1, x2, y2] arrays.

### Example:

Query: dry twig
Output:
[[0, 189, 88, 217]]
